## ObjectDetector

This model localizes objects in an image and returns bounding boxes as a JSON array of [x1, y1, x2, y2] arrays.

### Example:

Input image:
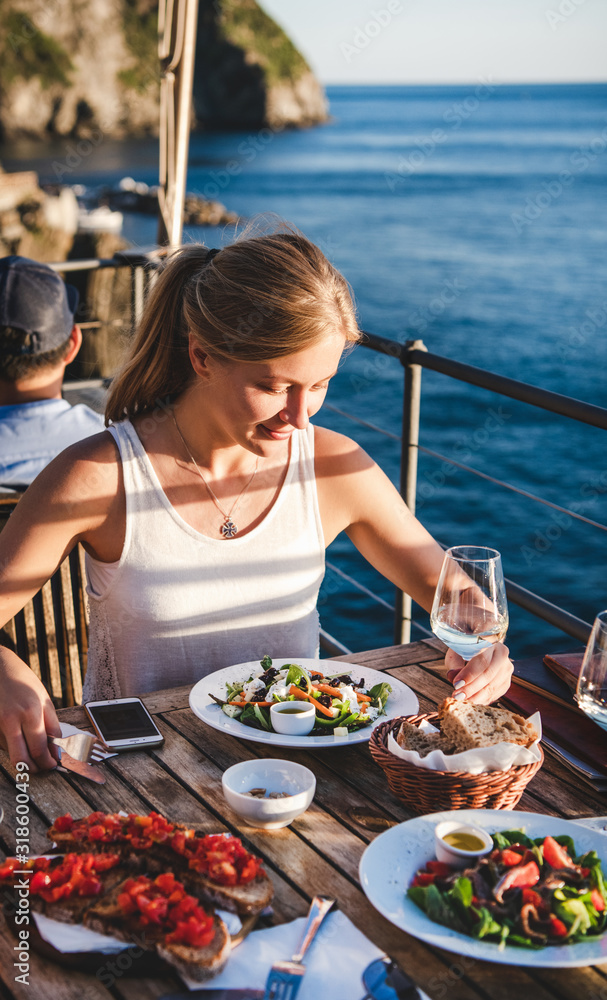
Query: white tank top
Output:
[[83, 419, 325, 701]]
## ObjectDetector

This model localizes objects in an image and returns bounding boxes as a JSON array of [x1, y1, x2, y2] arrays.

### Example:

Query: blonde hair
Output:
[[105, 227, 360, 423]]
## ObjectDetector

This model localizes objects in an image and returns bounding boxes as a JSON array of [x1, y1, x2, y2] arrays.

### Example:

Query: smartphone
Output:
[[84, 698, 165, 751]]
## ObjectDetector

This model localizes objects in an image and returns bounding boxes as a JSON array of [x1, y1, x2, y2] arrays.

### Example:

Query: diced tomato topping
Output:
[[117, 892, 137, 915], [549, 915, 568, 938], [114, 868, 215, 943], [30, 871, 52, 892], [412, 872, 436, 887], [542, 836, 575, 870], [91, 852, 121, 871], [141, 897, 169, 924], [53, 814, 74, 833], [188, 834, 263, 886], [79, 877, 102, 896], [426, 861, 452, 877], [0, 859, 21, 880], [500, 849, 524, 867], [133, 814, 153, 827], [155, 873, 177, 893], [591, 889, 606, 912], [166, 914, 215, 948]]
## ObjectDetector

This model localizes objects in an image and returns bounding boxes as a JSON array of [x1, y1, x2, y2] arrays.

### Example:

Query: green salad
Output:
[[210, 655, 392, 736], [407, 828, 607, 949]]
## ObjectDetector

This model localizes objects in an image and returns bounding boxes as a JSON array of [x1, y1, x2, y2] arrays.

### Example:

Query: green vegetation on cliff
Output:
[[219, 0, 309, 85], [0, 11, 73, 91], [118, 0, 159, 92]]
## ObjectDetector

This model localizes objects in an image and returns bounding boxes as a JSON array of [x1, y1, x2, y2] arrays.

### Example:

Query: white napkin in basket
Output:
[[387, 712, 542, 773]]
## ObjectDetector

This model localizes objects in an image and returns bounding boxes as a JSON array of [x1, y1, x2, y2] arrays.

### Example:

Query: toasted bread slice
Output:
[[180, 870, 274, 916], [438, 698, 538, 751], [84, 875, 231, 982], [47, 813, 273, 916]]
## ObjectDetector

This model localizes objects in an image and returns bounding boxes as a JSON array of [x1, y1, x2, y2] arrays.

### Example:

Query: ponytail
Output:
[[105, 225, 360, 424]]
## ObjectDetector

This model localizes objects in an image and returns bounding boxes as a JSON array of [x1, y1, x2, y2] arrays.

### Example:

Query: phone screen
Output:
[[88, 702, 159, 741]]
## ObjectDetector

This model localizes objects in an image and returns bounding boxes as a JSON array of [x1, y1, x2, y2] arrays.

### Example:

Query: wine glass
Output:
[[576, 610, 607, 731], [430, 546, 509, 660]]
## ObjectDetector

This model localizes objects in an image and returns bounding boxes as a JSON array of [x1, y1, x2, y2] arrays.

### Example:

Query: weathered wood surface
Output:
[[0, 640, 605, 1000]]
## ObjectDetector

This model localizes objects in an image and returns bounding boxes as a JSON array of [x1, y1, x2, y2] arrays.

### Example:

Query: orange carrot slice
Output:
[[289, 685, 335, 718]]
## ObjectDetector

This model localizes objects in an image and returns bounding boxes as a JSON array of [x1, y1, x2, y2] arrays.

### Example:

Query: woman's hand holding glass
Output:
[[431, 546, 512, 704]]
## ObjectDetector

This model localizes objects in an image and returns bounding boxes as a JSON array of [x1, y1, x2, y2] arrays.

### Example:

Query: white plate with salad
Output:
[[359, 809, 607, 968], [188, 656, 418, 748]]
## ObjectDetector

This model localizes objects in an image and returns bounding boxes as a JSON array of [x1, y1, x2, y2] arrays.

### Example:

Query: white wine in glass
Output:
[[576, 610, 607, 732], [430, 546, 509, 660]]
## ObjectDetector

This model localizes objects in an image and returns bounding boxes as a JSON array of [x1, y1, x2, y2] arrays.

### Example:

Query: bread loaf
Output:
[[396, 721, 456, 757], [438, 698, 538, 751]]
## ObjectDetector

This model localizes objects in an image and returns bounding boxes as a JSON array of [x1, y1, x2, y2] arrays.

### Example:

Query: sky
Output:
[[259, 0, 607, 85]]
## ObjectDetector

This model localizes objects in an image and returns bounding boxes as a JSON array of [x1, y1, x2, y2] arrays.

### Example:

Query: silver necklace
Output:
[[172, 411, 259, 538]]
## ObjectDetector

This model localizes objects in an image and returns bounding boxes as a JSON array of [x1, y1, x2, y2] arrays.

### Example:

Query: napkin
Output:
[[181, 910, 384, 996], [387, 713, 542, 774], [32, 909, 242, 954]]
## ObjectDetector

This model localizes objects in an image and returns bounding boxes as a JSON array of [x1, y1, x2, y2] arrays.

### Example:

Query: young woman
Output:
[[0, 230, 513, 771]]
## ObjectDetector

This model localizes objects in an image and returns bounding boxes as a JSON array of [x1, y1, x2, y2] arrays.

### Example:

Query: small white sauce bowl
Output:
[[434, 820, 494, 869], [222, 758, 316, 830], [270, 700, 316, 736]]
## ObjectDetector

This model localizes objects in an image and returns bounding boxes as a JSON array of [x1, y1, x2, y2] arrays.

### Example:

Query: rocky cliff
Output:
[[0, 0, 328, 139]]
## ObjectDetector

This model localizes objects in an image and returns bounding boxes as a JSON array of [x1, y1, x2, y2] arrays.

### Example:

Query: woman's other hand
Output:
[[0, 648, 62, 771], [445, 642, 513, 705]]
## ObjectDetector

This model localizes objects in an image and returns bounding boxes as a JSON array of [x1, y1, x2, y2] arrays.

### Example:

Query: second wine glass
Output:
[[430, 546, 509, 660], [576, 610, 607, 732]]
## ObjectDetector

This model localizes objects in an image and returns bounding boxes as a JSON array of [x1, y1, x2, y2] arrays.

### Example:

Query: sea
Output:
[[2, 82, 607, 659]]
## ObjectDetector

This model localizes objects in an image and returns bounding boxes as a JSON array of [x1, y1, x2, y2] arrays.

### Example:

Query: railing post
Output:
[[132, 265, 145, 329], [394, 339, 427, 644]]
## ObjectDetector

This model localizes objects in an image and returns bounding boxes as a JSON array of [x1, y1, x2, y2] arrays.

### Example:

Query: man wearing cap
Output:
[[0, 256, 104, 488]]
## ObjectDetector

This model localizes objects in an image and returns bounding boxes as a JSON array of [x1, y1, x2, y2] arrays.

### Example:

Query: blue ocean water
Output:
[[3, 83, 606, 657]]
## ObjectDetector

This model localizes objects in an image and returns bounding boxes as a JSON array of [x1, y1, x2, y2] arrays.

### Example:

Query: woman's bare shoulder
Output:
[[14, 430, 121, 523], [313, 424, 374, 473]]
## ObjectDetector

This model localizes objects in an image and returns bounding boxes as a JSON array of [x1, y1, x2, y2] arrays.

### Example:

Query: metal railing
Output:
[[336, 333, 604, 647], [50, 252, 602, 653]]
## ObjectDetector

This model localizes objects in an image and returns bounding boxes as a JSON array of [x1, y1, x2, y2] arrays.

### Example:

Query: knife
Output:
[[56, 751, 106, 784], [160, 990, 264, 999]]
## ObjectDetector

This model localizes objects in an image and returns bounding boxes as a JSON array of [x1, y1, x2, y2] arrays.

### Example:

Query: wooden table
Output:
[[0, 638, 605, 1000]]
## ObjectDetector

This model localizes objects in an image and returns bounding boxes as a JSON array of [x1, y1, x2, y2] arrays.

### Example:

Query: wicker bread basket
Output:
[[369, 713, 544, 816]]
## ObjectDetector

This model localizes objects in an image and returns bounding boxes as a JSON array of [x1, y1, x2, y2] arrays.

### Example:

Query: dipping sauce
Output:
[[274, 706, 309, 714], [442, 831, 486, 852]]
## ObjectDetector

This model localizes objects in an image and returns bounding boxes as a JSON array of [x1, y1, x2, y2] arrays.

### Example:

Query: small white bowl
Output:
[[270, 700, 316, 736], [222, 758, 316, 830], [434, 820, 494, 869]]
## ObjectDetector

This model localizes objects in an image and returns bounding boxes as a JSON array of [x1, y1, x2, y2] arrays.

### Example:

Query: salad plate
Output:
[[359, 809, 607, 968], [189, 657, 418, 748]]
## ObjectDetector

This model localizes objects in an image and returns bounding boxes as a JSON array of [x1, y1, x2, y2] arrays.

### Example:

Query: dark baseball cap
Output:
[[0, 255, 79, 355]]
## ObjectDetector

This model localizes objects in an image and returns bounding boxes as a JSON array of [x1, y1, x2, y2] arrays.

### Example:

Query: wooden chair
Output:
[[0, 493, 88, 708]]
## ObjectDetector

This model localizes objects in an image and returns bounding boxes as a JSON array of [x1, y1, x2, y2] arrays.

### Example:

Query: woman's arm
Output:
[[315, 426, 513, 704], [0, 432, 122, 770]]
